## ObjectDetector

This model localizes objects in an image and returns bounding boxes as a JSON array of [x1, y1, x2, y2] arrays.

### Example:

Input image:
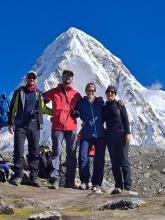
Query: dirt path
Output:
[[0, 181, 165, 220]]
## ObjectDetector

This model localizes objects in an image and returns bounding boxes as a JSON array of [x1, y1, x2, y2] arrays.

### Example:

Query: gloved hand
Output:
[[70, 110, 80, 118]]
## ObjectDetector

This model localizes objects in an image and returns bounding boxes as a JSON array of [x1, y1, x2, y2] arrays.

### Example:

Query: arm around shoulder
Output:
[[41, 100, 52, 116]]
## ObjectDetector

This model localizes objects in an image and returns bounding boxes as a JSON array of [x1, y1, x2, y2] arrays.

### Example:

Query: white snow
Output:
[[0, 27, 165, 151]]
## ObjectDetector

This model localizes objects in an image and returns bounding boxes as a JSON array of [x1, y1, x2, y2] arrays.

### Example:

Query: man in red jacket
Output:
[[44, 69, 81, 189]]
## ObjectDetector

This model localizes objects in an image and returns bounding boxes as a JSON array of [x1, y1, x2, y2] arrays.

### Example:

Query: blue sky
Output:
[[0, 0, 165, 95]]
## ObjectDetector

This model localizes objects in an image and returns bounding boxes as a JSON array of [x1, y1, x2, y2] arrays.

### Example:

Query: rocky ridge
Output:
[[0, 145, 165, 219]]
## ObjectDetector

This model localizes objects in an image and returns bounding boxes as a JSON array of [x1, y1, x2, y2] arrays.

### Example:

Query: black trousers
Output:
[[13, 122, 40, 180], [106, 132, 132, 191]]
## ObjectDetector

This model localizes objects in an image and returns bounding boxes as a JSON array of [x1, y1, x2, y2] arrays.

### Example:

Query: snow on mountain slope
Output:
[[0, 27, 165, 151]]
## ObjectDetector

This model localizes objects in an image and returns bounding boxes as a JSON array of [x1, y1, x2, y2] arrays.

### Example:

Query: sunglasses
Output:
[[106, 90, 116, 94], [63, 74, 73, 78], [87, 89, 95, 92], [63, 70, 73, 77]]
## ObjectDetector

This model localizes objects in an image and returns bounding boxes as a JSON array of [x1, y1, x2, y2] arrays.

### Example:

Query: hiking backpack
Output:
[[0, 94, 9, 128], [38, 146, 53, 179]]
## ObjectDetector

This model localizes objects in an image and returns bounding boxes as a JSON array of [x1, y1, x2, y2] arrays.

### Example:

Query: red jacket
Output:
[[77, 132, 95, 157], [89, 145, 95, 157], [44, 84, 81, 131]]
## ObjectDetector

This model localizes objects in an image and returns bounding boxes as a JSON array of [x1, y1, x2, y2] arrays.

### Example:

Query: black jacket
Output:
[[8, 86, 44, 127], [103, 100, 130, 134]]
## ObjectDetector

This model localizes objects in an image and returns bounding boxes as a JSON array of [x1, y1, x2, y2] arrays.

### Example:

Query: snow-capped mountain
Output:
[[0, 27, 165, 151]]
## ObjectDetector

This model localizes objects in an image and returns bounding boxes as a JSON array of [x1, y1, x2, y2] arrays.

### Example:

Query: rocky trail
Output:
[[0, 145, 165, 219]]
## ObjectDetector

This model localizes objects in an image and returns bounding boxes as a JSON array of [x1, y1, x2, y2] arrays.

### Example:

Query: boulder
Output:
[[28, 211, 62, 220]]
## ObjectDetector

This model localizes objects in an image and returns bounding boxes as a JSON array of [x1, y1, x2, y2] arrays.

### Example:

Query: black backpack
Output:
[[38, 146, 52, 179]]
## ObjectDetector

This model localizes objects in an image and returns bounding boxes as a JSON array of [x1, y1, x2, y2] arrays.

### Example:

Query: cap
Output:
[[62, 69, 74, 77], [105, 85, 117, 94], [26, 70, 37, 79]]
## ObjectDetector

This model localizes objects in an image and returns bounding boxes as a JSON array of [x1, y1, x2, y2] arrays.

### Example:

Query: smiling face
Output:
[[62, 75, 73, 85], [105, 89, 116, 101], [26, 73, 37, 86], [85, 83, 96, 100], [62, 70, 74, 85]]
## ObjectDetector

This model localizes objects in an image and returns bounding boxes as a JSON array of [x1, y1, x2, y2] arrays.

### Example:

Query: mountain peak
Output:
[[65, 27, 85, 37], [0, 29, 165, 151], [41, 27, 88, 58], [54, 27, 88, 45]]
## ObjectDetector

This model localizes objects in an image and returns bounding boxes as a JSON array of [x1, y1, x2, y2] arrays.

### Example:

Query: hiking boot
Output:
[[125, 190, 138, 196], [111, 188, 122, 195], [49, 177, 59, 189], [30, 178, 41, 187], [79, 183, 86, 190], [10, 177, 22, 186], [87, 182, 93, 190], [93, 185, 103, 194]]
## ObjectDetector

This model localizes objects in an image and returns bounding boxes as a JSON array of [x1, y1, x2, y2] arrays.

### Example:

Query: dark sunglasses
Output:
[[106, 90, 116, 94], [63, 70, 73, 77], [87, 89, 95, 92]]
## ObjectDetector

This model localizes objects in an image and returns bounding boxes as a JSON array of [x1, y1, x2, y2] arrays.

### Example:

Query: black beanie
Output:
[[105, 85, 117, 94]]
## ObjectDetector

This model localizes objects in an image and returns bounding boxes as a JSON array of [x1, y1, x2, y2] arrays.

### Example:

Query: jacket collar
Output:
[[58, 83, 74, 91]]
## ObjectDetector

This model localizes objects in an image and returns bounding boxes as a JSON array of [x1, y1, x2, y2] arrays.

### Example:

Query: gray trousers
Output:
[[51, 130, 77, 184]]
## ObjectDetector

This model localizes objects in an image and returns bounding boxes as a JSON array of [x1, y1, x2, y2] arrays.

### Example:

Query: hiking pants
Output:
[[88, 156, 94, 183], [106, 132, 132, 190], [79, 138, 105, 186], [51, 130, 77, 184], [14, 122, 40, 180]]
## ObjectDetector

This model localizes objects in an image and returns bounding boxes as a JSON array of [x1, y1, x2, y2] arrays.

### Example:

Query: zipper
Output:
[[63, 93, 68, 130], [64, 102, 67, 130], [90, 103, 97, 137], [61, 85, 69, 130]]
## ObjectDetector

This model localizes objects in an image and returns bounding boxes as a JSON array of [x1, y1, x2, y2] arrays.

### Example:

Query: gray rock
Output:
[[14, 197, 38, 208], [0, 195, 5, 206], [1, 145, 165, 196], [161, 168, 165, 174], [98, 198, 146, 210], [28, 210, 62, 220], [0, 205, 14, 215]]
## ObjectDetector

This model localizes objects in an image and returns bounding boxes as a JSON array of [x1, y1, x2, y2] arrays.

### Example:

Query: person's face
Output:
[[85, 85, 96, 98], [62, 74, 73, 85], [26, 74, 37, 86], [106, 89, 116, 101]]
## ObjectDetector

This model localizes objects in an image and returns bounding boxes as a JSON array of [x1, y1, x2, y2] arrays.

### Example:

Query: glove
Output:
[[70, 110, 80, 118]]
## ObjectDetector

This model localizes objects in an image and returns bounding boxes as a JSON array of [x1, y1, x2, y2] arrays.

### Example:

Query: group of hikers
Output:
[[2, 69, 138, 195]]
